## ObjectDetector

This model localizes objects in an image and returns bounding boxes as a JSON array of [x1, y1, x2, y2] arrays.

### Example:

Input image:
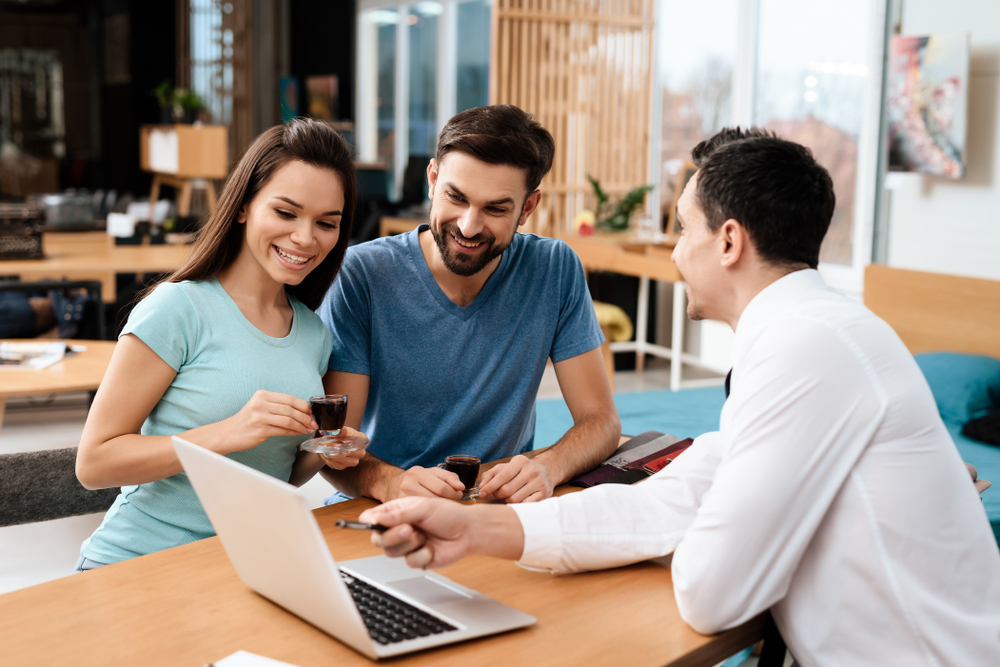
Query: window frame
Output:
[[357, 0, 484, 201]]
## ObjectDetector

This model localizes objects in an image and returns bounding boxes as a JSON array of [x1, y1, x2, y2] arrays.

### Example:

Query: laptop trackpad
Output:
[[388, 576, 471, 606]]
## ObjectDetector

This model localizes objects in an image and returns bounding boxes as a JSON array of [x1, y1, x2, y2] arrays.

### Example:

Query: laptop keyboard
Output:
[[340, 571, 458, 645]]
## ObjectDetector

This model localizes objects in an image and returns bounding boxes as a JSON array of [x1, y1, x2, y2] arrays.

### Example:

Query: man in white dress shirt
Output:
[[360, 128, 1000, 666]]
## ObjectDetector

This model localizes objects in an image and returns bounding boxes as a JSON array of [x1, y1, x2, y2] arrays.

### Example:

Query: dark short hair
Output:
[[436, 105, 555, 194], [691, 127, 835, 269], [148, 118, 357, 310]]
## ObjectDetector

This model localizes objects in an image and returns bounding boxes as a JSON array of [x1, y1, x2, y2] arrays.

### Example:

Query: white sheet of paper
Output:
[[214, 651, 303, 667]]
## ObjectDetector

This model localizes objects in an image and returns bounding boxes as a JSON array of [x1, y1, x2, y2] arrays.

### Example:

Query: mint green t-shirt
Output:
[[81, 278, 333, 564]]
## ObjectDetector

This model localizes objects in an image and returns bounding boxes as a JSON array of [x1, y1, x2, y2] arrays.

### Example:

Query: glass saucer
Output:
[[301, 434, 369, 456]]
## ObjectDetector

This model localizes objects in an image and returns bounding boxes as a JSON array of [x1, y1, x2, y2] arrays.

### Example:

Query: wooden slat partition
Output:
[[491, 0, 655, 236], [864, 264, 1000, 359]]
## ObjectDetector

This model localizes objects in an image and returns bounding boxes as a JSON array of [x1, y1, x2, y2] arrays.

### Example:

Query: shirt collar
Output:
[[734, 268, 827, 339]]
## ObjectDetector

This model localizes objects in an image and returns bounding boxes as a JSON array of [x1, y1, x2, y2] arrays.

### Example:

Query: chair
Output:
[[0, 279, 107, 340], [758, 612, 789, 667], [0, 448, 118, 527]]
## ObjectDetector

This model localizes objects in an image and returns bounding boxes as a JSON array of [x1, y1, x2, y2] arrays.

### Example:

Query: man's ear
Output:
[[518, 190, 542, 227], [426, 158, 439, 199], [719, 219, 747, 268]]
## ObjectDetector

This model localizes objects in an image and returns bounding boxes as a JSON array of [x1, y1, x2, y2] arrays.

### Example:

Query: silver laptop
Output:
[[172, 436, 535, 660]]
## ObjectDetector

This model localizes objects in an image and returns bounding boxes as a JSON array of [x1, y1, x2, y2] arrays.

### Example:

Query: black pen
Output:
[[335, 519, 388, 532]]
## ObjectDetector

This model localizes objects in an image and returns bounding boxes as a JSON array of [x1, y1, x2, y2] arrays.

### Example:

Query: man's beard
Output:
[[429, 216, 516, 277]]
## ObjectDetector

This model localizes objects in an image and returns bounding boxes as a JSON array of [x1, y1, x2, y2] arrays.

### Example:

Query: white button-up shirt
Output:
[[512, 269, 1000, 667]]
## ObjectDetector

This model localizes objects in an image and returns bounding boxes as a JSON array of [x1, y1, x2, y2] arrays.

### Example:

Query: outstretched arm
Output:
[[479, 347, 620, 502], [360, 496, 525, 570]]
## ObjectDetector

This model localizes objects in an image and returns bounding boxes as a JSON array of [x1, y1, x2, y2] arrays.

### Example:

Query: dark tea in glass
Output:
[[439, 455, 481, 501], [310, 394, 347, 436]]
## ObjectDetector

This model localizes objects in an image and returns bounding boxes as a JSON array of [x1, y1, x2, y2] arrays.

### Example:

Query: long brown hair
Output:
[[146, 118, 357, 310]]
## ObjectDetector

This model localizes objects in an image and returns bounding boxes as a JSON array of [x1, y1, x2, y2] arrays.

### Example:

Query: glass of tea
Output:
[[437, 455, 481, 501], [302, 394, 367, 456], [310, 394, 347, 437]]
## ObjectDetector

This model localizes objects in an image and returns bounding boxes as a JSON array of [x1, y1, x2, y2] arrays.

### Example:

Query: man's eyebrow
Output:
[[272, 195, 341, 217], [445, 183, 515, 207]]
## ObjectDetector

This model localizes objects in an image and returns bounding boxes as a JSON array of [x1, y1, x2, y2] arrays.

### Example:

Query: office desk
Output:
[[0, 339, 115, 434], [0, 491, 764, 666], [0, 231, 192, 301], [552, 233, 716, 390]]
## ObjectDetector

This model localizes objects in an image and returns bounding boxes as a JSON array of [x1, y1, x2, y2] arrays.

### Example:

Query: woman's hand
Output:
[[320, 427, 369, 470], [221, 390, 318, 453]]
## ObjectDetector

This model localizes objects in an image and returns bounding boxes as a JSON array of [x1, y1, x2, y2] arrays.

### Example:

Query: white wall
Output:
[[886, 2, 1000, 279]]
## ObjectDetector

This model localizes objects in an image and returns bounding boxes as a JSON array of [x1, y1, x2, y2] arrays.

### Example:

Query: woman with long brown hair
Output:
[[74, 118, 364, 568]]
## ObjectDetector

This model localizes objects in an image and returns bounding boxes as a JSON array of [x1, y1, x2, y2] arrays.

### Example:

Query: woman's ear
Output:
[[237, 206, 247, 224]]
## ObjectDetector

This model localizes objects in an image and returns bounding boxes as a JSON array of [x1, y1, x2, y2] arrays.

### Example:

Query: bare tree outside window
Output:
[[754, 0, 873, 266], [658, 0, 738, 229]]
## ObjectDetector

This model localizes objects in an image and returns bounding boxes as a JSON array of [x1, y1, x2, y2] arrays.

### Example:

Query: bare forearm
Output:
[[289, 450, 325, 487], [320, 453, 400, 500], [77, 416, 254, 489], [533, 411, 620, 485]]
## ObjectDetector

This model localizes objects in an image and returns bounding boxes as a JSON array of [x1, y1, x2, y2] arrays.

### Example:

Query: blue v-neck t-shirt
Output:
[[319, 225, 602, 469]]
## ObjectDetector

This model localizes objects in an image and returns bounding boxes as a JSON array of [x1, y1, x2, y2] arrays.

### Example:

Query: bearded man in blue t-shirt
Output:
[[317, 104, 621, 504]]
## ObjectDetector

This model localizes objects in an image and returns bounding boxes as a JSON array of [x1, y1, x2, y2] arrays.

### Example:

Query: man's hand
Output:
[[478, 454, 554, 503], [318, 427, 369, 470], [359, 496, 525, 569], [384, 466, 465, 501]]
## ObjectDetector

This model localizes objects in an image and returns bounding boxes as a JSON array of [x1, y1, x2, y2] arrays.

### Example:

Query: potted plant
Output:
[[586, 176, 653, 232], [175, 89, 204, 124], [152, 81, 175, 124]]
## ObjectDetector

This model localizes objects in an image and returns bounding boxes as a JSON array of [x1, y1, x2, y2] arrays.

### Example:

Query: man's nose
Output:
[[457, 209, 484, 238]]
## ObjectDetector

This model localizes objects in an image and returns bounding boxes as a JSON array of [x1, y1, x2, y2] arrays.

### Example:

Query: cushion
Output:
[[963, 409, 1000, 448], [593, 300, 633, 342], [915, 352, 1000, 424]]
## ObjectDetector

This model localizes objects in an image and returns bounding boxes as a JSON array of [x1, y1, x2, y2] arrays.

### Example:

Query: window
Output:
[[656, 0, 886, 291], [657, 0, 739, 223], [357, 0, 493, 201], [754, 0, 880, 273]]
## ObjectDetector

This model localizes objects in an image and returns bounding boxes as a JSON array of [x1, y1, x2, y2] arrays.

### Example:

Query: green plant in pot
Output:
[[587, 175, 653, 232], [152, 81, 175, 124], [175, 89, 204, 124]]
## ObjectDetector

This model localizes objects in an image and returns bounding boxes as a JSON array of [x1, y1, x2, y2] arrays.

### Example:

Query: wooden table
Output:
[[0, 339, 115, 433], [0, 484, 764, 667], [0, 231, 192, 301]]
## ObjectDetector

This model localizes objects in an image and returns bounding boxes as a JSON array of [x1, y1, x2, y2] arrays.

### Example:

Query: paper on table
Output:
[[0, 342, 67, 370], [213, 650, 303, 667], [604, 434, 680, 469]]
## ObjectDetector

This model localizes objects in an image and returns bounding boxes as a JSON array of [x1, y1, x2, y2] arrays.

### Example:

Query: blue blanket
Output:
[[534, 386, 726, 449]]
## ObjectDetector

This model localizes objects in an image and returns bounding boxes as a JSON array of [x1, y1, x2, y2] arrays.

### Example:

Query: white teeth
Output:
[[452, 234, 481, 248], [275, 247, 310, 264]]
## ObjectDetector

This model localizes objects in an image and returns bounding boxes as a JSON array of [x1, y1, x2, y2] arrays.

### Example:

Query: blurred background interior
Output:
[[1, 0, 999, 604]]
